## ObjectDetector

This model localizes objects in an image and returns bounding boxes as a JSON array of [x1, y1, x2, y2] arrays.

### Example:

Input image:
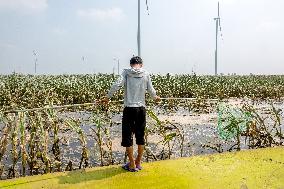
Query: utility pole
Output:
[[215, 17, 218, 75], [33, 50, 38, 74], [113, 58, 120, 75], [117, 59, 120, 75], [214, 2, 221, 76], [137, 0, 141, 57]]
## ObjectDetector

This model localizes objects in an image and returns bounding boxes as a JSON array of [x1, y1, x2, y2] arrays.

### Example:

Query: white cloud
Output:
[[0, 0, 48, 13], [77, 7, 124, 22]]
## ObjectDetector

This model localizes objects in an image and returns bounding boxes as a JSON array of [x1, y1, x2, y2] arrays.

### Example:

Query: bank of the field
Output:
[[0, 147, 283, 189]]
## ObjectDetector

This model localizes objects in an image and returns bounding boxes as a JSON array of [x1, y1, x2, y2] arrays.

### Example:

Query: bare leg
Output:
[[135, 145, 144, 166], [126, 146, 135, 169]]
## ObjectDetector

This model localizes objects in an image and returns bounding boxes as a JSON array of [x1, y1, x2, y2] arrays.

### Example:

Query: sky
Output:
[[0, 0, 284, 75]]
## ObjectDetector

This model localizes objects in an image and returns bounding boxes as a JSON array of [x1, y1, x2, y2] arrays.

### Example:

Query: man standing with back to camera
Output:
[[103, 56, 160, 172]]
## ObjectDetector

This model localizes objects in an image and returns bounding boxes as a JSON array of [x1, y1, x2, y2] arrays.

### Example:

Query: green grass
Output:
[[1, 147, 284, 189]]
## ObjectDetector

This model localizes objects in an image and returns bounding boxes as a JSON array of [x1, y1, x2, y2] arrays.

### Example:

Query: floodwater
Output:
[[0, 99, 283, 178]]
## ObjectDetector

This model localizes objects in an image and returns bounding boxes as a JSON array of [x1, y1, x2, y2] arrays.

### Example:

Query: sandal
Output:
[[122, 162, 139, 172], [136, 164, 142, 170]]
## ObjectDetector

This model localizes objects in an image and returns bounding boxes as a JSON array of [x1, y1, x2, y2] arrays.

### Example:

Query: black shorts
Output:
[[121, 107, 146, 147]]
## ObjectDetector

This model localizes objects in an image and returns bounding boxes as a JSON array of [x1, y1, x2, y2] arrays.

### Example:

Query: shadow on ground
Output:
[[58, 166, 125, 185], [0, 166, 125, 188]]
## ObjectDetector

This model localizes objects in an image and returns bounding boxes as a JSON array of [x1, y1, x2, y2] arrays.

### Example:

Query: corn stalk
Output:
[[46, 108, 61, 171], [27, 113, 39, 175], [36, 111, 51, 173], [9, 113, 19, 178], [0, 113, 14, 178], [147, 109, 179, 159], [65, 118, 89, 169], [91, 112, 104, 166], [18, 112, 29, 176]]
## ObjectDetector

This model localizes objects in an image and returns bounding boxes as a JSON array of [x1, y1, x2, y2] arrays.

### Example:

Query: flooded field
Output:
[[1, 99, 283, 179]]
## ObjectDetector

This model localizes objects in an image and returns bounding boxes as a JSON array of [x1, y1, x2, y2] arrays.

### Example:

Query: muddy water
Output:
[[0, 99, 283, 178]]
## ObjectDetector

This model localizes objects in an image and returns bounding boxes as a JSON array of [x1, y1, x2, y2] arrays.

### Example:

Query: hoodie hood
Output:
[[125, 68, 145, 78]]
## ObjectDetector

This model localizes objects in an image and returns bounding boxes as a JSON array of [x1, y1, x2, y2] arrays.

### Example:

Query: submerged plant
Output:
[[18, 112, 29, 176], [242, 103, 283, 148], [217, 103, 253, 150], [65, 117, 89, 169], [46, 108, 61, 171], [35, 111, 51, 173], [9, 113, 19, 178], [91, 109, 114, 166], [147, 109, 184, 159], [0, 113, 14, 178]]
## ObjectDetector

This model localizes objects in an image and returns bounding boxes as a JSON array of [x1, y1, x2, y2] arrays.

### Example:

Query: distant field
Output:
[[1, 74, 284, 109], [0, 147, 283, 189]]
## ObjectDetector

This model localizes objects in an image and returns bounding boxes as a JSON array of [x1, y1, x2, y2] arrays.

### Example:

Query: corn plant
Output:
[[270, 103, 284, 143], [147, 109, 184, 159], [18, 112, 29, 176], [35, 112, 51, 173], [0, 113, 14, 178], [1, 74, 284, 110], [9, 113, 19, 178], [242, 103, 283, 148], [65, 118, 89, 169], [91, 109, 114, 166], [0, 73, 284, 179], [27, 112, 40, 175], [144, 123, 157, 162], [217, 103, 254, 151], [45, 108, 61, 171]]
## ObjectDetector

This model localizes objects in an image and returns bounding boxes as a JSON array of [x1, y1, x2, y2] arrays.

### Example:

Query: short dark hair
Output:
[[130, 56, 143, 65]]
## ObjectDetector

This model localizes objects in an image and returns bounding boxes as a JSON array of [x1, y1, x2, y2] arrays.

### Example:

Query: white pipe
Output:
[[3, 98, 221, 113]]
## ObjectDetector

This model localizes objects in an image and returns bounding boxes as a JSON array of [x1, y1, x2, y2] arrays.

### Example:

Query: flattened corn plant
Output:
[[0, 103, 120, 179], [210, 102, 284, 153], [90, 110, 114, 166], [65, 118, 89, 169], [0, 102, 283, 179], [146, 109, 185, 160], [1, 73, 284, 110], [0, 73, 284, 179]]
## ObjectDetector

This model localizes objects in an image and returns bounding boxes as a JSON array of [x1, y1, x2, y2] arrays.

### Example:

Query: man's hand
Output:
[[96, 96, 109, 105], [154, 96, 161, 103], [101, 96, 110, 105]]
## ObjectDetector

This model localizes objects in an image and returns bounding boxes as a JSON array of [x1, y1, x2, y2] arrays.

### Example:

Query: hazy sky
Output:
[[0, 0, 284, 75]]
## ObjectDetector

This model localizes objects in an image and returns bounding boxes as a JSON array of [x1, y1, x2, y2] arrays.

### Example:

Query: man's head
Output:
[[130, 56, 143, 68]]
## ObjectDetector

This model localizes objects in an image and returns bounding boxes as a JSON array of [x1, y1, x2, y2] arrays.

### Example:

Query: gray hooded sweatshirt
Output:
[[107, 68, 157, 107]]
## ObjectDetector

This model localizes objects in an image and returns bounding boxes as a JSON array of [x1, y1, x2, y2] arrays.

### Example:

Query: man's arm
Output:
[[106, 70, 126, 99], [147, 74, 160, 101]]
